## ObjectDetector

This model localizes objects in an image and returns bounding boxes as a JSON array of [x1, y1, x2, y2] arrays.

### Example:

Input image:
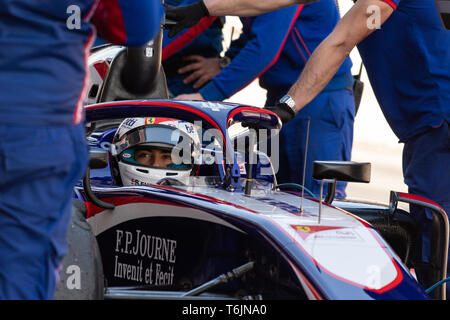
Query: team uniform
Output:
[[197, 0, 355, 197], [357, 0, 450, 294], [162, 0, 225, 97], [0, 0, 163, 299]]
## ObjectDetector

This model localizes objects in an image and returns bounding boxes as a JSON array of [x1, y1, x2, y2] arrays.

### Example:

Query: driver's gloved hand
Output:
[[264, 103, 296, 123], [165, 1, 210, 38]]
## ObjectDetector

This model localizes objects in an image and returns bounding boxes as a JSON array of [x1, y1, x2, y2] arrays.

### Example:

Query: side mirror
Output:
[[313, 161, 371, 183], [312, 161, 371, 204], [83, 149, 115, 210], [89, 148, 109, 169]]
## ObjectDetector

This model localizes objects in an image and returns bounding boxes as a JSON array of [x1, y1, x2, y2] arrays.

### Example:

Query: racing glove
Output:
[[165, 1, 210, 38]]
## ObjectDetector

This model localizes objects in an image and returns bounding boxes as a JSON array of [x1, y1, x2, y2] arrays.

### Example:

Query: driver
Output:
[[112, 117, 202, 186]]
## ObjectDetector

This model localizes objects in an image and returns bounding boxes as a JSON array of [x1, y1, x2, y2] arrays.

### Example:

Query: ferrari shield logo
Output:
[[145, 117, 156, 125]]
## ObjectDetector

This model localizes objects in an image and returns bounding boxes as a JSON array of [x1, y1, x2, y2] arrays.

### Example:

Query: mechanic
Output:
[[0, 0, 163, 299], [170, 0, 356, 198], [112, 117, 202, 186], [162, 0, 226, 98], [166, 0, 450, 296]]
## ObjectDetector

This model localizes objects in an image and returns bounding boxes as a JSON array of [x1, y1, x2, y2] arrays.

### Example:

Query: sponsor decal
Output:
[[130, 178, 151, 186], [184, 123, 194, 134], [295, 226, 311, 233], [145, 117, 156, 125], [291, 225, 361, 242], [124, 118, 138, 128], [256, 198, 313, 216], [238, 161, 247, 175], [113, 229, 177, 286], [145, 117, 177, 125], [198, 101, 229, 111]]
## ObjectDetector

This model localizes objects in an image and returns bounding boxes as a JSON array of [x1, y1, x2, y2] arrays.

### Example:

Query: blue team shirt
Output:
[[357, 0, 450, 142], [0, 0, 163, 126]]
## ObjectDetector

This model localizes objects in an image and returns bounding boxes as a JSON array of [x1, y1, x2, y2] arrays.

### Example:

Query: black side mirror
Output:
[[83, 149, 115, 210], [312, 161, 371, 204], [313, 161, 371, 183], [89, 148, 109, 169]]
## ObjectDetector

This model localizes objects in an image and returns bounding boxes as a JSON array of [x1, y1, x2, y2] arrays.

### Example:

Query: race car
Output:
[[54, 22, 448, 301], [53, 97, 449, 300]]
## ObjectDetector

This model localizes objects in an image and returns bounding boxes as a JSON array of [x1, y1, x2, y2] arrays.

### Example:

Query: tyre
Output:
[[53, 200, 104, 300]]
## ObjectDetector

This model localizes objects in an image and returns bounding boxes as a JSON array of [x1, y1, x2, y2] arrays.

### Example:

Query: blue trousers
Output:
[[267, 88, 355, 198], [402, 121, 450, 297], [0, 123, 88, 299], [166, 74, 200, 97]]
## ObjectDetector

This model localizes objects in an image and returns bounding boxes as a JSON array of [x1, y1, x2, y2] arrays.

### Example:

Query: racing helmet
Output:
[[111, 117, 201, 186]]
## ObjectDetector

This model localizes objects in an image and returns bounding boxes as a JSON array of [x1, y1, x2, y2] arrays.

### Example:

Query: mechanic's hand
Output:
[[174, 92, 204, 100], [264, 103, 296, 123], [165, 1, 210, 38], [179, 55, 221, 89]]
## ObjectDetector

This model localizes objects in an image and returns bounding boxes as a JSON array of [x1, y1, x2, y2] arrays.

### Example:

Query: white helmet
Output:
[[112, 117, 202, 186]]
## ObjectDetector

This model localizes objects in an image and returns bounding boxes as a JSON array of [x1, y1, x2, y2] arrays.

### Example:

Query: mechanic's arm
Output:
[[162, 16, 218, 61], [286, 0, 394, 112], [203, 0, 311, 16], [196, 6, 304, 101], [166, 0, 312, 37], [91, 0, 163, 46], [162, 0, 219, 60]]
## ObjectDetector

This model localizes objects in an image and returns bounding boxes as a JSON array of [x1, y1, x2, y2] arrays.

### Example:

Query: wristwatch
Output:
[[219, 56, 231, 69], [279, 94, 298, 113]]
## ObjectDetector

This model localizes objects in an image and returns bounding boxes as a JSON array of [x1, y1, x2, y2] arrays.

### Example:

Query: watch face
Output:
[[279, 95, 297, 112], [280, 95, 293, 105]]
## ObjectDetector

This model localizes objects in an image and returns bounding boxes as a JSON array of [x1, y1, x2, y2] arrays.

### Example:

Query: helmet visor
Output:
[[113, 124, 192, 156]]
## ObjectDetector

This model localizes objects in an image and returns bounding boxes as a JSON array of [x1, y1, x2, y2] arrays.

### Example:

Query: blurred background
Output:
[[221, 0, 408, 205]]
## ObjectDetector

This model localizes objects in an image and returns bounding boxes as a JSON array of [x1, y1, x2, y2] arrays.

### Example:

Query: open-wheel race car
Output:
[[54, 98, 449, 301], [54, 22, 449, 301]]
